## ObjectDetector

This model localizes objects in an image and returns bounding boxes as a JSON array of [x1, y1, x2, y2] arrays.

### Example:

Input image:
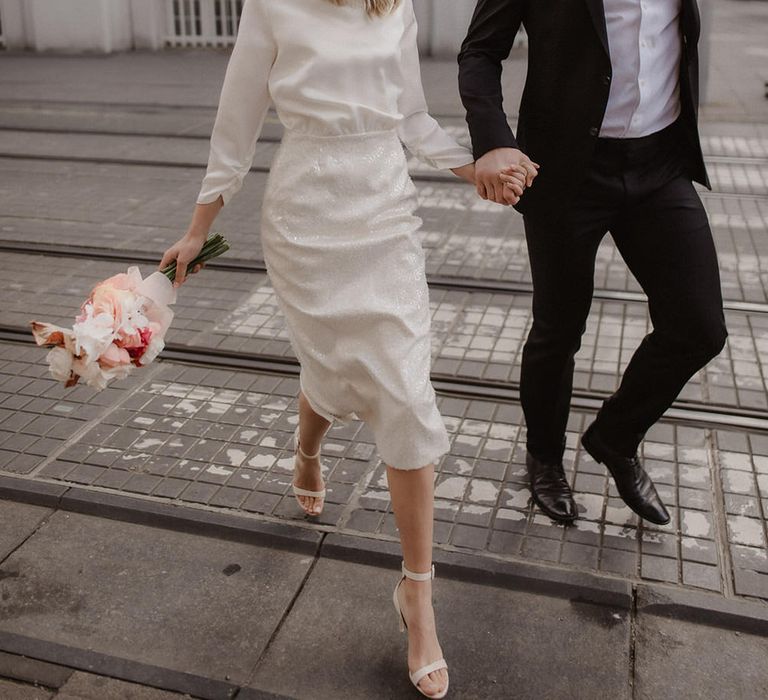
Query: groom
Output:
[[458, 0, 727, 525]]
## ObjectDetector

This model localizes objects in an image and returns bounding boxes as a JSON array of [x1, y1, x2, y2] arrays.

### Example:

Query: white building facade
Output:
[[0, 0, 485, 55]]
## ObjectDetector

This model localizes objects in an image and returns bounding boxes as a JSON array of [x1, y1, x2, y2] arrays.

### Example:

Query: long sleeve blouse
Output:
[[197, 0, 473, 205]]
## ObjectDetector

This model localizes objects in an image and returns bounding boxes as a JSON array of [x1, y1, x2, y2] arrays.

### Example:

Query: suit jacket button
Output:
[[603, 75, 611, 85], [589, 127, 599, 136]]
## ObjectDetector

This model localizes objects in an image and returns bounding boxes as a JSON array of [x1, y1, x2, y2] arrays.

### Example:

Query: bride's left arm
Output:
[[396, 0, 475, 182]]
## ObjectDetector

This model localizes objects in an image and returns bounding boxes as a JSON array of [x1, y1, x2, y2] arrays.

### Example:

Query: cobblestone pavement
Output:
[[2, 339, 768, 600], [2, 255, 767, 411], [0, 0, 767, 609]]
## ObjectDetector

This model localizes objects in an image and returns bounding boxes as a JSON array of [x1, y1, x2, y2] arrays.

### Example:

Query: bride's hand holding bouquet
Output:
[[159, 198, 225, 288], [30, 200, 229, 390]]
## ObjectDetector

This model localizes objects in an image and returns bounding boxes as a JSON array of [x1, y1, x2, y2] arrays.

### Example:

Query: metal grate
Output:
[[165, 0, 244, 47]]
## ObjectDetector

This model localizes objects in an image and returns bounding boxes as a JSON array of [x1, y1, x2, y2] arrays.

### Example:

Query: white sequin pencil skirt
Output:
[[260, 129, 449, 469]]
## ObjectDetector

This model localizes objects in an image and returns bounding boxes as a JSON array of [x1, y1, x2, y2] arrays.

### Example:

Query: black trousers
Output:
[[520, 122, 728, 463]]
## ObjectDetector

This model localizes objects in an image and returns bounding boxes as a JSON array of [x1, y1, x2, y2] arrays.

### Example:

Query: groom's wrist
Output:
[[471, 132, 519, 162]]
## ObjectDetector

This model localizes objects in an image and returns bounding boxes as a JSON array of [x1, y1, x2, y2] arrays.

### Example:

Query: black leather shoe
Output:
[[526, 452, 577, 523], [581, 423, 671, 525]]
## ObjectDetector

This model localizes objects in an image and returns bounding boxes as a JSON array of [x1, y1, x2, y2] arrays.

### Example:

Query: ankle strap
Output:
[[295, 426, 321, 460], [401, 562, 435, 581], [298, 443, 321, 460]]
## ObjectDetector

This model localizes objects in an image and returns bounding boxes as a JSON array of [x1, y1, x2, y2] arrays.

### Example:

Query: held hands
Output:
[[451, 162, 476, 185], [475, 148, 539, 206]]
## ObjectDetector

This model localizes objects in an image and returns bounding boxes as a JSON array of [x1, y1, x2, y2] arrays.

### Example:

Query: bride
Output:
[[159, 1, 525, 696]]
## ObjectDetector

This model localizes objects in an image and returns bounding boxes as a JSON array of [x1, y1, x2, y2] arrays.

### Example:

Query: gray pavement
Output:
[[1, 498, 767, 699], [2, 251, 767, 411], [2, 335, 768, 600], [1, 0, 768, 696]]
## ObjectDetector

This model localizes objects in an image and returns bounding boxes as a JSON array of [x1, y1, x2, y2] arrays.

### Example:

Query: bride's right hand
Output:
[[159, 231, 207, 288]]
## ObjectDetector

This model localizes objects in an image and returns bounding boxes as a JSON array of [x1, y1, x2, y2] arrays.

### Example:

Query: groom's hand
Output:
[[475, 148, 539, 205]]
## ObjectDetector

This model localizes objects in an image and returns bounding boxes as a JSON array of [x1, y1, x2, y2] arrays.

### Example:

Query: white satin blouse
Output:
[[197, 0, 472, 205]]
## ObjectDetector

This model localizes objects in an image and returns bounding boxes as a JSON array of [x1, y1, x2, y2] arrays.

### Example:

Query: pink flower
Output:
[[98, 343, 132, 369], [32, 266, 177, 391]]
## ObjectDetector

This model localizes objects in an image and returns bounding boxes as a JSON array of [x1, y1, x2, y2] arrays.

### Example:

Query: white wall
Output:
[[428, 0, 476, 57], [0, 0, 28, 48], [2, 0, 134, 52], [0, 0, 485, 55], [130, 0, 166, 50]]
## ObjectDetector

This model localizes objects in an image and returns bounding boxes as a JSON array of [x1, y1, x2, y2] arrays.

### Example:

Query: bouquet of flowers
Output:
[[30, 234, 229, 391]]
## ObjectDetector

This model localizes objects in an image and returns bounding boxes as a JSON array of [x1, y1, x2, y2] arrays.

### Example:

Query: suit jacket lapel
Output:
[[584, 0, 610, 57]]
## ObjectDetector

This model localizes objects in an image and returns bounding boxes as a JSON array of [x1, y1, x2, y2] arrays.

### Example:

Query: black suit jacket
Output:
[[458, 0, 710, 217]]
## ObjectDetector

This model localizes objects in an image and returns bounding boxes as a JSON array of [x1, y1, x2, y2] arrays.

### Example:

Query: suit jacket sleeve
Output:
[[197, 0, 276, 205], [458, 0, 525, 161]]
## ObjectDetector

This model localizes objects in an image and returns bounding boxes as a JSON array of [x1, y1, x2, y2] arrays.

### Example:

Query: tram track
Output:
[[1, 322, 767, 434], [2, 239, 767, 316], [2, 120, 766, 435], [1, 125, 765, 166], [1, 155, 766, 201], [0, 151, 460, 187]]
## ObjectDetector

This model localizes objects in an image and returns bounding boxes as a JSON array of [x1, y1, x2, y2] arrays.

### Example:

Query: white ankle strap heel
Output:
[[392, 562, 449, 699], [291, 426, 326, 512]]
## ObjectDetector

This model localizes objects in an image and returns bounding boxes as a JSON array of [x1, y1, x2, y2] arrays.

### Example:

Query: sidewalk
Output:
[[1, 497, 767, 699]]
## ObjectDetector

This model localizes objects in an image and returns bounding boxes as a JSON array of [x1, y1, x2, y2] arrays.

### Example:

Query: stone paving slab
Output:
[[247, 556, 631, 699], [1, 340, 767, 600], [2, 153, 767, 303], [2, 253, 766, 412], [1, 102, 767, 157], [55, 671, 192, 700], [0, 500, 51, 560], [0, 507, 312, 687], [2, 129, 767, 197], [634, 613, 768, 699], [0, 103, 283, 143], [0, 678, 52, 700], [0, 52, 525, 119]]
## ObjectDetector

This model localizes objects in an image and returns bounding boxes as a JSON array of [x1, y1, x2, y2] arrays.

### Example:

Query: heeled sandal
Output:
[[292, 425, 326, 516], [392, 562, 449, 699]]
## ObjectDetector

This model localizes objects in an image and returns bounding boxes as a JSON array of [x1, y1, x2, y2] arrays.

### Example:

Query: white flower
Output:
[[141, 335, 165, 366], [72, 306, 115, 360], [46, 347, 73, 382]]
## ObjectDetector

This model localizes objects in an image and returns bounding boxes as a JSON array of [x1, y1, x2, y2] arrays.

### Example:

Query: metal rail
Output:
[[1, 240, 766, 316], [2, 324, 767, 434], [0, 126, 765, 165]]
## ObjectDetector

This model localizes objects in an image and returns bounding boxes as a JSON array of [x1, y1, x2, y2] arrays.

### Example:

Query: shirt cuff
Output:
[[196, 179, 241, 207]]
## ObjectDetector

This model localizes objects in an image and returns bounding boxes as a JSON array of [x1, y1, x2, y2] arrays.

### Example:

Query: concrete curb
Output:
[[321, 532, 633, 609], [0, 650, 73, 690], [0, 475, 320, 556], [0, 631, 238, 700], [58, 487, 321, 556], [0, 475, 68, 508], [636, 583, 768, 636]]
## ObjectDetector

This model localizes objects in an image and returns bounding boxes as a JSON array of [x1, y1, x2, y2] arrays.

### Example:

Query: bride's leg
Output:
[[294, 392, 331, 514], [387, 464, 448, 697]]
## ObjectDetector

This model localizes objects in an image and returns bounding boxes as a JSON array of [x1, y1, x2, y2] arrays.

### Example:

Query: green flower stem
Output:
[[161, 235, 230, 282]]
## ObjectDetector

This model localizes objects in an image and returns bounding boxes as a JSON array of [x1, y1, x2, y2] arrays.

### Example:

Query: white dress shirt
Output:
[[197, 0, 472, 205], [600, 0, 683, 138]]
